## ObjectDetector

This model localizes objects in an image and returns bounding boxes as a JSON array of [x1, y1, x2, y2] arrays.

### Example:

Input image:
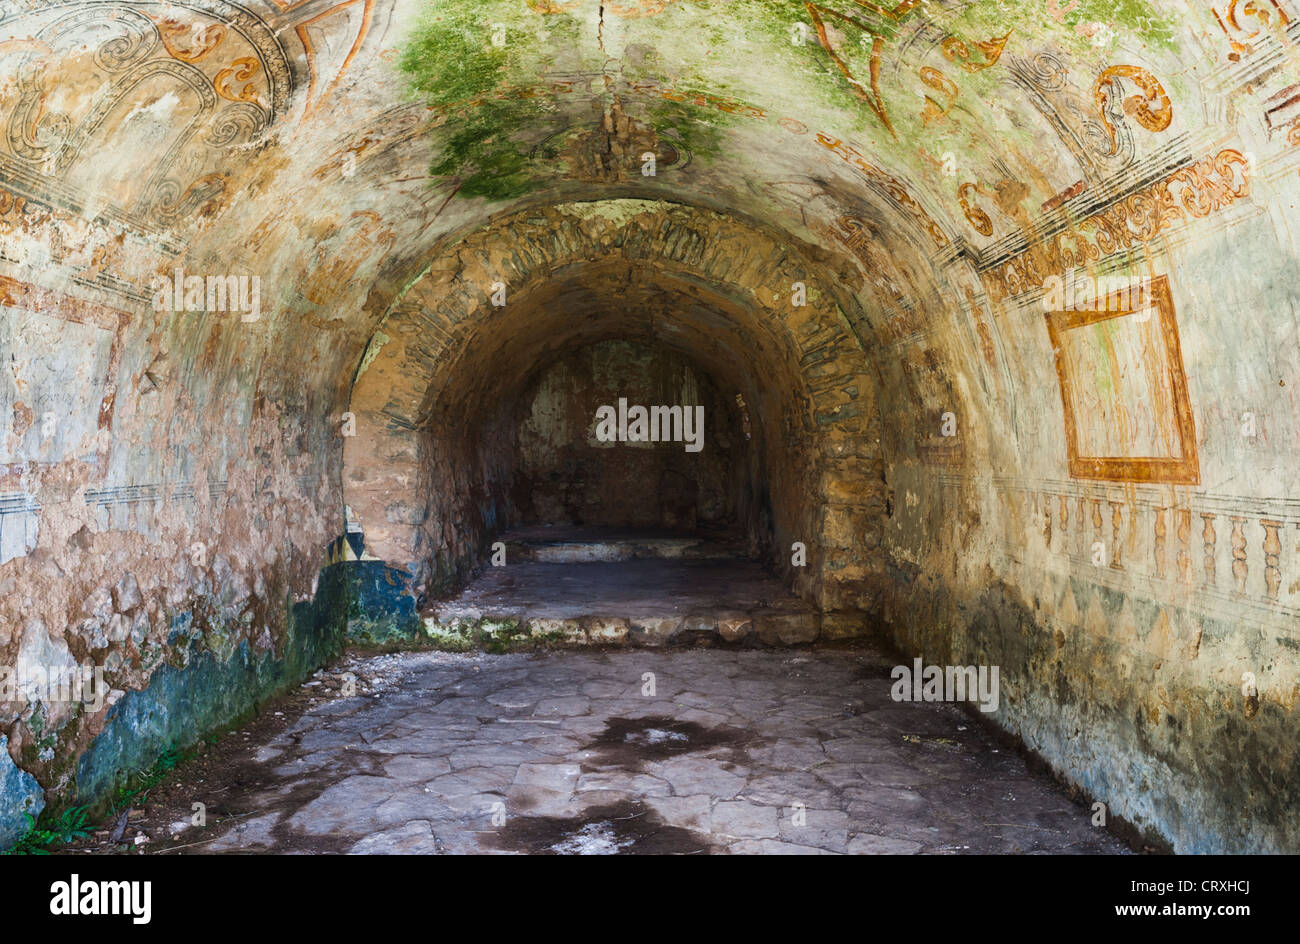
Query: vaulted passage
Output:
[[344, 202, 886, 631], [1, 0, 1297, 858]]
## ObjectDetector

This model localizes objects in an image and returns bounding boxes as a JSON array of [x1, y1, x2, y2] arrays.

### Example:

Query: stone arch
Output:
[[344, 199, 899, 616]]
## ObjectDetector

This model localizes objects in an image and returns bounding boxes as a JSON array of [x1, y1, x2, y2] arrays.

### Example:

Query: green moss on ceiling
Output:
[[398, 0, 1189, 206], [644, 95, 732, 163], [430, 96, 553, 200], [400, 3, 586, 200]]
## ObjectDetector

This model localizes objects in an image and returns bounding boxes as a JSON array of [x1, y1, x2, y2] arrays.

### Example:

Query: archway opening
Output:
[[343, 201, 892, 643]]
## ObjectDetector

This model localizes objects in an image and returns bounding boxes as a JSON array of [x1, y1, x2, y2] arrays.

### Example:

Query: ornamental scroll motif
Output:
[[815, 132, 950, 249], [983, 149, 1250, 299], [1094, 65, 1173, 146]]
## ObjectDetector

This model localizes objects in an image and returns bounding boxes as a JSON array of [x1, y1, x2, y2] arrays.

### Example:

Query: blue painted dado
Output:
[[0, 562, 350, 849]]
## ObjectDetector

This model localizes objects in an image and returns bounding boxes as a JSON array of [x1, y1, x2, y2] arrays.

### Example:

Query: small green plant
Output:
[[3, 805, 91, 855], [111, 745, 190, 812], [155, 747, 181, 774]]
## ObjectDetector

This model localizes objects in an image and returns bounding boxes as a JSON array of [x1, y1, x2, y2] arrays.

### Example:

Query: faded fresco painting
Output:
[[1045, 276, 1199, 484]]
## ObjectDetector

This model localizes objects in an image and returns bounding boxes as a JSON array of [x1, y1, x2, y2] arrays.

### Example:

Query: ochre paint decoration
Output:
[[985, 149, 1249, 299], [805, 2, 897, 138], [958, 181, 994, 236], [941, 30, 1012, 73], [1094, 65, 1173, 146], [1044, 275, 1200, 485], [816, 133, 950, 248], [920, 67, 958, 126]]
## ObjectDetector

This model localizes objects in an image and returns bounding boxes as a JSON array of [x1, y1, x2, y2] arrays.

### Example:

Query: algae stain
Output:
[[399, 3, 584, 202], [356, 330, 390, 379], [394, 0, 1185, 204]]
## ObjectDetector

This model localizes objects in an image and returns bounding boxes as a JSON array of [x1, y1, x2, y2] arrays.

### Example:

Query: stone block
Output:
[[717, 611, 753, 642], [628, 617, 681, 646], [586, 617, 630, 644], [753, 610, 820, 646]]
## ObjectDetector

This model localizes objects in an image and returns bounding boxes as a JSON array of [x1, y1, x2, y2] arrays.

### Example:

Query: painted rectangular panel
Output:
[[0, 306, 114, 465], [1045, 275, 1199, 484], [0, 510, 37, 564]]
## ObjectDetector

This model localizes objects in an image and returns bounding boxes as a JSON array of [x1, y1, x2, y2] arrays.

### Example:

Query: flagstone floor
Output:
[[125, 645, 1132, 855]]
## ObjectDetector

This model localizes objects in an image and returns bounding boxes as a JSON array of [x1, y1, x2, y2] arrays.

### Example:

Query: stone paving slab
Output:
[[183, 646, 1131, 855], [426, 558, 814, 623]]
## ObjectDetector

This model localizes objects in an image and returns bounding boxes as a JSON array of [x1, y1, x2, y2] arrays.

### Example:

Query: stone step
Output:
[[417, 557, 870, 651], [504, 535, 736, 563], [498, 526, 744, 563], [419, 606, 844, 651]]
